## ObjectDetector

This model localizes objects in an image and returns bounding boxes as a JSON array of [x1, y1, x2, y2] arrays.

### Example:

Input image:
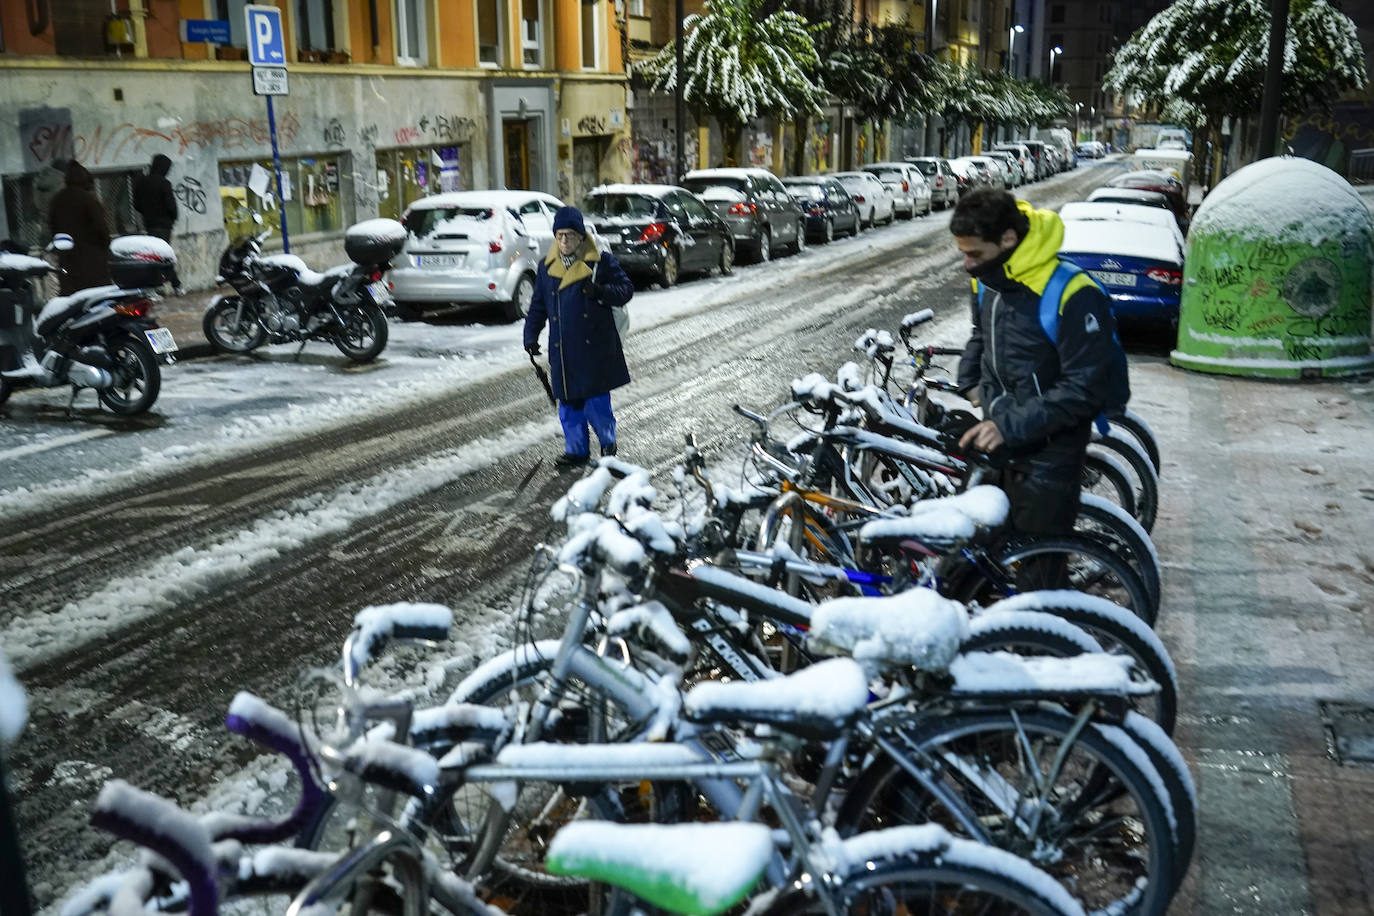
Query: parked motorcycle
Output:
[[0, 235, 179, 415], [202, 217, 405, 363]]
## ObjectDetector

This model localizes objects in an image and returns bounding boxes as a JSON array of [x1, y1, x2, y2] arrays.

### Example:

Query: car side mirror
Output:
[[49, 233, 75, 252]]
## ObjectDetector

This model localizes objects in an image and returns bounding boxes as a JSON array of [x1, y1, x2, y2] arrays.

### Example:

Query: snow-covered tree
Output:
[[634, 0, 826, 167], [1104, 0, 1366, 164]]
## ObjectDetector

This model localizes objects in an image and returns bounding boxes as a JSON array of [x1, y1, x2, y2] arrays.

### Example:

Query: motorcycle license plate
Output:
[[367, 281, 392, 303], [145, 327, 179, 354]]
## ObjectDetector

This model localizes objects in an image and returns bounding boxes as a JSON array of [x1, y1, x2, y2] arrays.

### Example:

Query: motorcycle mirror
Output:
[[49, 233, 75, 252], [252, 212, 265, 226]]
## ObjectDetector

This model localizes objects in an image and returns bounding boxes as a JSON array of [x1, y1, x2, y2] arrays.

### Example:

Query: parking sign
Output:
[[244, 4, 286, 67]]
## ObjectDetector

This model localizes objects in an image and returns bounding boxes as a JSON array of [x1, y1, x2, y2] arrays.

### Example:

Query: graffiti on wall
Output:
[[174, 176, 208, 214], [21, 109, 304, 168], [393, 114, 478, 147], [577, 114, 607, 136], [323, 118, 346, 148]]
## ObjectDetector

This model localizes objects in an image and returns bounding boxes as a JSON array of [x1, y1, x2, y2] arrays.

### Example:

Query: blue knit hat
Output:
[[552, 206, 585, 236]]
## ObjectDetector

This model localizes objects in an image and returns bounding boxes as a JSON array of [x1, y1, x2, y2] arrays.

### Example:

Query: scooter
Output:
[[0, 235, 179, 415]]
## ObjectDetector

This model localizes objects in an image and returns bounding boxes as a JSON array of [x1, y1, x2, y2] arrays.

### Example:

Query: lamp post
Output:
[[1007, 24, 1024, 75], [1073, 100, 1082, 142], [1049, 45, 1062, 83]]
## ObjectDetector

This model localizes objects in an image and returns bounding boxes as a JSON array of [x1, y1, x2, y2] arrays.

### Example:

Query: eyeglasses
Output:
[[554, 230, 582, 242]]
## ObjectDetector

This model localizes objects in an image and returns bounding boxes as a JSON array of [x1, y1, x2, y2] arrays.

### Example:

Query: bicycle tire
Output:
[[952, 533, 1157, 626], [1089, 431, 1159, 533], [1112, 409, 1162, 477], [761, 849, 1085, 915], [1081, 451, 1136, 521], [1119, 712, 1197, 890], [978, 590, 1178, 736], [964, 610, 1103, 657], [1077, 494, 1162, 608], [836, 705, 1179, 916]]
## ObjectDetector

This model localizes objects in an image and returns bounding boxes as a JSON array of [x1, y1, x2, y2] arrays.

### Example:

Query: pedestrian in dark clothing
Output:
[[132, 153, 181, 292], [523, 206, 634, 469], [47, 161, 111, 296], [952, 189, 1120, 535]]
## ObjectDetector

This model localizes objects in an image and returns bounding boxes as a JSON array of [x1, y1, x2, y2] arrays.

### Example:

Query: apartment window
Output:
[[296, 0, 336, 52], [214, 0, 252, 47], [580, 0, 599, 69], [1050, 5, 1064, 23], [396, 0, 428, 65], [629, 0, 645, 14], [477, 0, 503, 66], [521, 0, 544, 67], [219, 153, 350, 242]]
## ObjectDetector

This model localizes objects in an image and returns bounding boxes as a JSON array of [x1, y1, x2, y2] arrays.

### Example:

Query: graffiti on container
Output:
[[174, 176, 208, 215], [1249, 314, 1285, 332], [323, 118, 346, 148], [577, 115, 607, 135], [1281, 256, 1340, 318], [1194, 262, 1247, 289], [1199, 303, 1246, 332], [23, 112, 303, 167], [1285, 339, 1325, 361]]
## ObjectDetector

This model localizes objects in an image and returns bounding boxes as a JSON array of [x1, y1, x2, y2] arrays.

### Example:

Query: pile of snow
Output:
[[1191, 156, 1373, 247]]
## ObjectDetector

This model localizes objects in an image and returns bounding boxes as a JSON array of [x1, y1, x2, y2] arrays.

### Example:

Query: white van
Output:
[[1045, 128, 1076, 169]]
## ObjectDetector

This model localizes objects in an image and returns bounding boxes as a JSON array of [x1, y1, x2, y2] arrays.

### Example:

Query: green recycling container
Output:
[[1171, 156, 1374, 378]]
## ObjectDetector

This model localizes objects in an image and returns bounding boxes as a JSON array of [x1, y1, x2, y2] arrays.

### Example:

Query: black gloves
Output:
[[525, 342, 541, 356]]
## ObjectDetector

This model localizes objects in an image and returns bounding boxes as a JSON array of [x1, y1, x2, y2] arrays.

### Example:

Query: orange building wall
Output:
[[143, 0, 183, 58], [439, 0, 478, 69], [554, 0, 579, 71], [604, 0, 622, 73], [1, 0, 58, 55], [348, 0, 397, 64], [176, 0, 208, 59]]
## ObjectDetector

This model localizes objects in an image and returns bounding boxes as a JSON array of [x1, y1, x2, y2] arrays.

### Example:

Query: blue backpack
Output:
[[976, 260, 1130, 433]]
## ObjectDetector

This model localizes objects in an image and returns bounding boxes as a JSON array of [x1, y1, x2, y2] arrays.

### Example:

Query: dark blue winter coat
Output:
[[523, 239, 633, 402]]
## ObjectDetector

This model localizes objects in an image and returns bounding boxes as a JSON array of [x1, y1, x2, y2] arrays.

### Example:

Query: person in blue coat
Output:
[[523, 206, 634, 469]]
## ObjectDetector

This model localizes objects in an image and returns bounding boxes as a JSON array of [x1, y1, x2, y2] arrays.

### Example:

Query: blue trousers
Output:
[[558, 393, 616, 456]]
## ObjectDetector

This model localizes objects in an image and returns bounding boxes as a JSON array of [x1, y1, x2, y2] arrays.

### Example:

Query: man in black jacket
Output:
[[132, 154, 181, 292], [951, 189, 1120, 535]]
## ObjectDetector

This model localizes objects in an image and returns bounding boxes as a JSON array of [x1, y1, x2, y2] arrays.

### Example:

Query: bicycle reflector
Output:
[[638, 222, 667, 242]]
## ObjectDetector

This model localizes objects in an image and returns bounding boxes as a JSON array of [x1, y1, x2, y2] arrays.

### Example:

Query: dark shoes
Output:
[[600, 442, 617, 457], [555, 452, 590, 469]]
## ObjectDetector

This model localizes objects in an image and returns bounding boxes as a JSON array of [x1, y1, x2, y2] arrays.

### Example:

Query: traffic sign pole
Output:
[[244, 5, 290, 252], [265, 95, 290, 253]]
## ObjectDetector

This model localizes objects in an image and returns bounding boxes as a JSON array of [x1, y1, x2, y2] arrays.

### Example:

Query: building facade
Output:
[[0, 0, 631, 287]]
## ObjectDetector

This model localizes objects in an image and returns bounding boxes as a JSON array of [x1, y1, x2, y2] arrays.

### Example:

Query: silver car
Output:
[[981, 150, 1024, 187], [864, 162, 931, 219], [829, 171, 895, 227], [388, 189, 565, 322]]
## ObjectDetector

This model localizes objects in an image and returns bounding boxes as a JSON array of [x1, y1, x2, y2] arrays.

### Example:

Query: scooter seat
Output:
[[36, 285, 124, 337], [259, 254, 330, 288]]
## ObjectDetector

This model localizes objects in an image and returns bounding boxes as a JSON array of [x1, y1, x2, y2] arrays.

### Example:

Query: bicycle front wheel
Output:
[[837, 706, 1179, 916]]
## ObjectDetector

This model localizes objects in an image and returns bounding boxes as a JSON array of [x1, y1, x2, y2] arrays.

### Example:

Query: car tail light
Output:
[[901, 180, 909, 192], [114, 299, 151, 318], [638, 222, 667, 242], [727, 202, 758, 216], [852, 195, 865, 203], [368, 269, 383, 282], [489, 236, 503, 253], [1146, 267, 1183, 285]]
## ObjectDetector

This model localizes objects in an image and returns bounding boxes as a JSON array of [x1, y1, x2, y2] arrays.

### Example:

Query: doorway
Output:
[[503, 120, 531, 190], [570, 137, 606, 207]]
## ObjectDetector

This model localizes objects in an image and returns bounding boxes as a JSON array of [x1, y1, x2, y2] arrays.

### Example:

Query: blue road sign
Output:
[[244, 5, 286, 67], [180, 19, 232, 44]]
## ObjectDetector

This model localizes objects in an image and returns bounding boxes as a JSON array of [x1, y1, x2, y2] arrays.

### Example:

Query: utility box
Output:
[[1171, 156, 1374, 378]]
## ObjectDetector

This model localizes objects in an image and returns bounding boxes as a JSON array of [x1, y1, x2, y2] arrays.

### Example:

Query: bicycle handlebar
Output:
[[90, 781, 218, 916]]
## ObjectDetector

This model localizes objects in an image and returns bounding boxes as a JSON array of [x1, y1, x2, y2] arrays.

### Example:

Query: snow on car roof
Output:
[[1087, 188, 1170, 204], [684, 167, 775, 178], [1060, 217, 1183, 264], [588, 183, 680, 197], [407, 190, 561, 210], [1061, 202, 1177, 229]]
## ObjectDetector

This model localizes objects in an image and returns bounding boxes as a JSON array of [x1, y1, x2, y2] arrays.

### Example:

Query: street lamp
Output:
[[1073, 100, 1083, 142], [1049, 45, 1062, 82], [1007, 24, 1024, 75]]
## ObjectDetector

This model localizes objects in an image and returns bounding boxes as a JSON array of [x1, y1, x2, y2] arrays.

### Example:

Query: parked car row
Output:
[[386, 164, 947, 321], [1057, 172, 1189, 327]]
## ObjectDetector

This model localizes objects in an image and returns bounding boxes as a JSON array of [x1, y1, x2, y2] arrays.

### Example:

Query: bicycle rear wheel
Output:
[[1076, 494, 1161, 608], [1081, 451, 1136, 521], [1090, 431, 1159, 533]]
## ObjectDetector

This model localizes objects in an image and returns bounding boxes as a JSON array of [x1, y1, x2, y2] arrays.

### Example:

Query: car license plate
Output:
[[1090, 270, 1137, 287], [419, 254, 463, 268], [367, 281, 392, 303], [145, 327, 178, 354]]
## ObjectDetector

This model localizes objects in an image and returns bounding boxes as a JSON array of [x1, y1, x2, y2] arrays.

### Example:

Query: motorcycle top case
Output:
[[344, 218, 406, 265], [109, 235, 178, 289]]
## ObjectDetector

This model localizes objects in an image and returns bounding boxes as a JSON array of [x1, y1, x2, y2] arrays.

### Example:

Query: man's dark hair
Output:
[[950, 189, 1029, 242]]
